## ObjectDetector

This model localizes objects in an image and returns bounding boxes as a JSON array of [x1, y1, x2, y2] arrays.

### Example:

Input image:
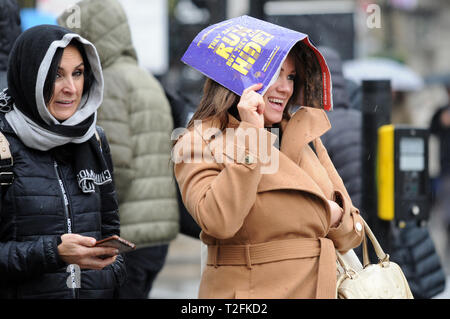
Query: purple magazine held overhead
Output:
[[181, 15, 333, 111]]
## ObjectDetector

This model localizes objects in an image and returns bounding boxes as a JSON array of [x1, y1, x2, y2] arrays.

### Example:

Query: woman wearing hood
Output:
[[0, 24, 125, 298], [174, 26, 365, 298]]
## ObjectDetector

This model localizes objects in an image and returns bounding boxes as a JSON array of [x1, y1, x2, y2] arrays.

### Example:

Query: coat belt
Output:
[[206, 237, 336, 299]]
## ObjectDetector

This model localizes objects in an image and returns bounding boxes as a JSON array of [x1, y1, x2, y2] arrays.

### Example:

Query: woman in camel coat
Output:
[[173, 42, 365, 299]]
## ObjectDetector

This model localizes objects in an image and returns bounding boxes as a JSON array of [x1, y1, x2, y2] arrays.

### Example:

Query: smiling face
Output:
[[263, 53, 296, 126], [47, 45, 85, 121]]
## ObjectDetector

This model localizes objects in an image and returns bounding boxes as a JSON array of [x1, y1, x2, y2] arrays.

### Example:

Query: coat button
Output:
[[355, 222, 362, 232], [244, 155, 254, 164]]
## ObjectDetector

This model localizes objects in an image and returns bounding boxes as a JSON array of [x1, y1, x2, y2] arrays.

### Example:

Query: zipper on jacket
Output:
[[54, 161, 79, 299]]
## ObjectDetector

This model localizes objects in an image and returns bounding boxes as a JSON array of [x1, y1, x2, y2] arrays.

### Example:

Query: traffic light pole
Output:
[[361, 79, 392, 261]]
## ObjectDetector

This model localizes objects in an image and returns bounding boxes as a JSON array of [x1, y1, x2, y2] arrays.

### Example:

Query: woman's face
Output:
[[263, 53, 296, 126], [47, 45, 84, 121]]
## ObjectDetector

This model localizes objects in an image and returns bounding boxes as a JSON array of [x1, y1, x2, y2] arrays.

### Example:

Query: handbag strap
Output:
[[336, 248, 363, 275], [361, 219, 389, 267], [337, 219, 389, 270]]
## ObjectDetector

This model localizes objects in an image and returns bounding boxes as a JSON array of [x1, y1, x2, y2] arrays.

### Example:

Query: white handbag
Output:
[[336, 220, 414, 299]]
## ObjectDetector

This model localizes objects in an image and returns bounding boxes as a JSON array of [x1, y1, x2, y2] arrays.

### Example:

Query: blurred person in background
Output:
[[0, 0, 21, 90], [319, 47, 364, 262], [165, 88, 202, 239], [430, 85, 450, 237], [0, 24, 125, 298], [319, 46, 363, 211], [59, 0, 180, 299]]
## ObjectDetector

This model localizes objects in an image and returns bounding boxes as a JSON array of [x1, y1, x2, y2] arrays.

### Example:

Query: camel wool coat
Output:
[[174, 106, 365, 299]]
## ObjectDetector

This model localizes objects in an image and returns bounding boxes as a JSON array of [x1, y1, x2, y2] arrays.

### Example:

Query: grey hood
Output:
[[4, 24, 104, 151]]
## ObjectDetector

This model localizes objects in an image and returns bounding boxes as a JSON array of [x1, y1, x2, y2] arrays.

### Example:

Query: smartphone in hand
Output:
[[95, 235, 136, 254]]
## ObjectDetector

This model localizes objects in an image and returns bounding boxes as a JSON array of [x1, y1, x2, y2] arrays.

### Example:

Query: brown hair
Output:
[[186, 78, 240, 131], [290, 41, 323, 109]]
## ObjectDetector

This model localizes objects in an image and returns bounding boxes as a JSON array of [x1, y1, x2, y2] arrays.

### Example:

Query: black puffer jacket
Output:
[[321, 108, 363, 209], [319, 47, 363, 210], [430, 104, 450, 176], [0, 0, 21, 89], [0, 115, 126, 298]]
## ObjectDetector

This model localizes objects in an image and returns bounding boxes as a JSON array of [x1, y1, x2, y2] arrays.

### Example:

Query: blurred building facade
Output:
[[17, 0, 450, 121]]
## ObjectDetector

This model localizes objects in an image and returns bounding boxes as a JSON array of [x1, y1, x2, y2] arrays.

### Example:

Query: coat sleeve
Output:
[[174, 121, 275, 239], [96, 127, 126, 286], [313, 137, 365, 253], [0, 139, 65, 283], [0, 235, 65, 283], [97, 126, 120, 238]]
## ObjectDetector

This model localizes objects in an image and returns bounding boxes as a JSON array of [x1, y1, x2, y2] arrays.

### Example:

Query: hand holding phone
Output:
[[95, 235, 136, 254], [58, 233, 119, 269]]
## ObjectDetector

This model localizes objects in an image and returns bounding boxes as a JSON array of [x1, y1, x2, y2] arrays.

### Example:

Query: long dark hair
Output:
[[43, 38, 94, 104], [187, 78, 240, 131]]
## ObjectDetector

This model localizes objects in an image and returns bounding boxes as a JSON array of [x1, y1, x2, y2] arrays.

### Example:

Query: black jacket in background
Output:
[[321, 108, 363, 209], [0, 0, 21, 89], [318, 47, 363, 210], [165, 88, 201, 239], [0, 115, 126, 298], [430, 104, 450, 176]]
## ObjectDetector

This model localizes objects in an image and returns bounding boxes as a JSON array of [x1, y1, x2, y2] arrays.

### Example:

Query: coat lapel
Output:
[[258, 107, 332, 199], [195, 108, 333, 200], [280, 106, 331, 165], [257, 150, 327, 199]]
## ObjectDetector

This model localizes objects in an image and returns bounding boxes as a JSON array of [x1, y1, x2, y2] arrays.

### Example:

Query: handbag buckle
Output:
[[345, 269, 357, 279], [378, 254, 390, 267]]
